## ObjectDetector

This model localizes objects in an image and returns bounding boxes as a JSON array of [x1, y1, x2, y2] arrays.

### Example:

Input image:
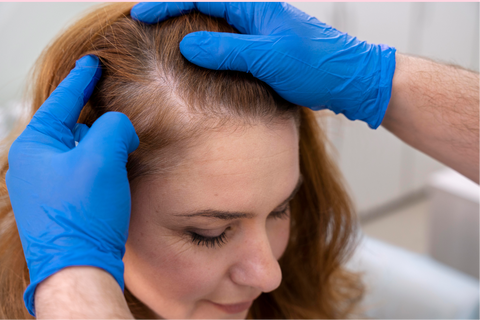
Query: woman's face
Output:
[[123, 118, 301, 319]]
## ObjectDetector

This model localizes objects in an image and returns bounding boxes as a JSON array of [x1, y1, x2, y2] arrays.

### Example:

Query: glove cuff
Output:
[[367, 44, 397, 129]]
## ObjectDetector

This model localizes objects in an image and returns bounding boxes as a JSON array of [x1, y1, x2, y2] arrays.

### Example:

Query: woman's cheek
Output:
[[269, 217, 291, 260], [124, 222, 222, 301]]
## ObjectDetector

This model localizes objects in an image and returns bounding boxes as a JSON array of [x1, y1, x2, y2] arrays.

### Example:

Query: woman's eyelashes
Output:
[[271, 204, 290, 220], [188, 205, 291, 248], [190, 230, 228, 248]]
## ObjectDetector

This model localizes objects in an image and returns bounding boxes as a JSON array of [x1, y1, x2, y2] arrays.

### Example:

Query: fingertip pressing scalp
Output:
[[77, 55, 102, 105]]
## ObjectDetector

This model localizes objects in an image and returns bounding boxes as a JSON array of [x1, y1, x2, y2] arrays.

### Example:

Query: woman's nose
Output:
[[229, 232, 283, 293]]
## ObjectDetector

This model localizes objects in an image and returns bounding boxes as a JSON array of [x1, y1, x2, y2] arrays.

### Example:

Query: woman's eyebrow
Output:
[[174, 174, 304, 221]]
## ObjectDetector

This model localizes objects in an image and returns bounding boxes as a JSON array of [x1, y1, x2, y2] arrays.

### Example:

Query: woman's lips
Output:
[[210, 300, 253, 314]]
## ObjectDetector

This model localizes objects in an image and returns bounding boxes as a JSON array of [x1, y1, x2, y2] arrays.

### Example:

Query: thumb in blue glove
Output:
[[131, 2, 396, 129], [5, 55, 139, 316]]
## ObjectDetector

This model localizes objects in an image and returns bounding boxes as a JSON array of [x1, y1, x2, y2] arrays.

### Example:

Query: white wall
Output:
[[0, 3, 98, 107], [0, 3, 478, 214]]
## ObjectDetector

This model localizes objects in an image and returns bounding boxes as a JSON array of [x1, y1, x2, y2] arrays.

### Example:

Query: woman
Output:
[[0, 3, 363, 318]]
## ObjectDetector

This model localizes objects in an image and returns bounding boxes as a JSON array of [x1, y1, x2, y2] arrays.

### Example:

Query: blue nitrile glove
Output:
[[5, 55, 139, 316], [131, 2, 396, 129]]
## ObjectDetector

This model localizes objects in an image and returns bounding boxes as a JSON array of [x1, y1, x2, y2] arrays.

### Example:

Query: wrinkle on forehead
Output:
[[132, 119, 300, 214], [174, 119, 299, 168], [131, 117, 300, 194]]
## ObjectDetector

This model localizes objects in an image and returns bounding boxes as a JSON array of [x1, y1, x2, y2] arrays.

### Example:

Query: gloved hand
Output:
[[131, 2, 396, 129], [5, 55, 139, 316]]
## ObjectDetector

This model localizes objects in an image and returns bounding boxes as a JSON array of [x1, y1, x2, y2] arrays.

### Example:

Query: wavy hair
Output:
[[0, 3, 363, 318]]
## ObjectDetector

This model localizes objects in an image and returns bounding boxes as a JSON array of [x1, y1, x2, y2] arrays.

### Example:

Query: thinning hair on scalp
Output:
[[0, 3, 363, 318]]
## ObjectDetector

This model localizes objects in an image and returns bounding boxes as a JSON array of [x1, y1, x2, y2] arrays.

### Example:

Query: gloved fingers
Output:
[[131, 2, 196, 24], [131, 2, 287, 35], [180, 32, 280, 79], [32, 55, 101, 133], [193, 2, 286, 35], [73, 123, 90, 145], [79, 111, 139, 162]]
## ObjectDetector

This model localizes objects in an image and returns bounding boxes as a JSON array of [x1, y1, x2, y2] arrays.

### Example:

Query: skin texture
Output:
[[384, 53, 479, 183], [36, 267, 133, 319], [123, 119, 301, 319]]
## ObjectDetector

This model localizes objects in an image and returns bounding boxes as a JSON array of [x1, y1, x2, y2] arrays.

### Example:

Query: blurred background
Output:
[[0, 2, 478, 318]]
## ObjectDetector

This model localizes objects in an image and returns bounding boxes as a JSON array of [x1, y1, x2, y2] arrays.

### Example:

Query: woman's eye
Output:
[[188, 206, 290, 248], [189, 231, 228, 248], [270, 204, 290, 220]]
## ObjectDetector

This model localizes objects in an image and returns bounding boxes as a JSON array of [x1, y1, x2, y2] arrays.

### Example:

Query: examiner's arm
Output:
[[384, 54, 479, 183], [36, 267, 133, 319]]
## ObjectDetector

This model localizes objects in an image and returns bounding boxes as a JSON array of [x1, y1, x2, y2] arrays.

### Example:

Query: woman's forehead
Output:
[[184, 120, 298, 163], [169, 121, 297, 179], [132, 121, 300, 216]]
